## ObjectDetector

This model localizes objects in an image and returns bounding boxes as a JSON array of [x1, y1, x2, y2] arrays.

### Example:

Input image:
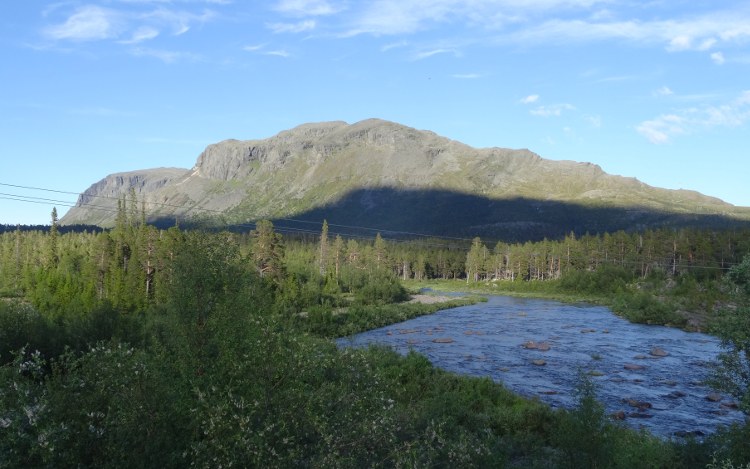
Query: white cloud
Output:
[[520, 94, 539, 104], [130, 47, 201, 63], [412, 48, 456, 60], [654, 86, 674, 97], [243, 44, 266, 51], [711, 51, 725, 65], [585, 115, 602, 128], [119, 26, 160, 44], [637, 91, 750, 144], [267, 20, 316, 33], [345, 0, 613, 36], [452, 73, 482, 79], [142, 8, 215, 36], [274, 0, 340, 16], [530, 103, 575, 117], [381, 41, 408, 52], [243, 43, 291, 57], [509, 9, 750, 53], [697, 37, 717, 51], [636, 115, 685, 144], [265, 49, 291, 57], [44, 5, 120, 41], [42, 4, 218, 45], [667, 35, 692, 52]]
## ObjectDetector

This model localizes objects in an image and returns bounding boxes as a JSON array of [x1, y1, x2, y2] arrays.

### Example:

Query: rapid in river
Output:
[[338, 295, 747, 438]]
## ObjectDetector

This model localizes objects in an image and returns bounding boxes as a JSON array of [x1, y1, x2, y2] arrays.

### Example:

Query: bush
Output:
[[354, 270, 409, 305], [612, 291, 686, 327], [559, 264, 634, 296]]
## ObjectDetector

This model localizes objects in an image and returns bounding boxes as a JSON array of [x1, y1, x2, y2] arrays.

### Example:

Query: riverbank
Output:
[[403, 278, 718, 333]]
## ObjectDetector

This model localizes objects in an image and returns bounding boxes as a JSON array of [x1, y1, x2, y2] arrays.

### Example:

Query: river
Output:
[[337, 295, 746, 438]]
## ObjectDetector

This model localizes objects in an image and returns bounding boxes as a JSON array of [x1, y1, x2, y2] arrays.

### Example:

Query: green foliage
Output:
[[612, 291, 687, 327], [354, 270, 409, 305], [710, 255, 750, 415], [2, 225, 749, 467], [552, 371, 679, 468], [553, 371, 613, 468], [559, 264, 634, 296]]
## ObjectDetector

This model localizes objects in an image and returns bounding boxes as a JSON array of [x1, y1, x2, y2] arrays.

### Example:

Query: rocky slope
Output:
[[61, 119, 750, 238]]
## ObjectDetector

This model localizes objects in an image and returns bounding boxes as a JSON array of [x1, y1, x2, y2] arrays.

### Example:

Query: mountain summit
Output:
[[61, 119, 749, 239]]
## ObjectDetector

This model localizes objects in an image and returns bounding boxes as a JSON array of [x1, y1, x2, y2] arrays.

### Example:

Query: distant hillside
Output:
[[61, 119, 750, 240]]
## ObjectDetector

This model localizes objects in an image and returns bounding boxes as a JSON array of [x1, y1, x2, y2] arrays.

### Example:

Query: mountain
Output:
[[61, 118, 750, 240]]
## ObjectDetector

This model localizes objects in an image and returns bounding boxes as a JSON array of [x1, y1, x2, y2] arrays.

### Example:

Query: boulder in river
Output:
[[532, 359, 547, 366], [625, 399, 653, 411], [705, 393, 723, 402], [624, 363, 646, 371], [432, 338, 454, 344], [650, 347, 669, 357]]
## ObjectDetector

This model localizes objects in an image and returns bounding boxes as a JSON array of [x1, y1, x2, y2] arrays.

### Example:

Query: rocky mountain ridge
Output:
[[61, 118, 750, 239]]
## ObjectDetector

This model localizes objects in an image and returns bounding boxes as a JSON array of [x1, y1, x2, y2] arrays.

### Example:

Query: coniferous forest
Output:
[[1, 202, 750, 468]]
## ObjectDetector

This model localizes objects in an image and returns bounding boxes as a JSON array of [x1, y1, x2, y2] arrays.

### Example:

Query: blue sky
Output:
[[1, 0, 749, 225]]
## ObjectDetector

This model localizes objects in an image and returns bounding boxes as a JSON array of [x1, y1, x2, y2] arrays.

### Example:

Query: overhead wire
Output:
[[0, 181, 747, 269], [0, 180, 483, 244]]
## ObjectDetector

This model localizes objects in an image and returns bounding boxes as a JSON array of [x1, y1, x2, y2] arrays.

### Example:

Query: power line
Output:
[[0, 181, 482, 243], [2, 181, 749, 263]]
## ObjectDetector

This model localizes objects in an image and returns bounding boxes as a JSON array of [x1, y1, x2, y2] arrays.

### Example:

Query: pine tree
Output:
[[319, 220, 329, 276], [373, 233, 387, 270], [251, 220, 284, 283], [466, 237, 486, 283], [47, 207, 59, 268]]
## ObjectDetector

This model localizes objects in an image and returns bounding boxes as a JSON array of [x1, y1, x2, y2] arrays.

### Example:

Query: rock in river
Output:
[[432, 338, 454, 344]]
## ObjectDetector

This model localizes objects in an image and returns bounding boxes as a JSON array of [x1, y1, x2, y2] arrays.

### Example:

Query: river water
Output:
[[338, 295, 746, 438]]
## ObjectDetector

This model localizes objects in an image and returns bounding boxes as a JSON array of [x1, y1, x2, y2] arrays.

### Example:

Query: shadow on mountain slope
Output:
[[260, 187, 750, 242]]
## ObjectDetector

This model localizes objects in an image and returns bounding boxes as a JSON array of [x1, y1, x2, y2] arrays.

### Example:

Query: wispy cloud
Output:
[[520, 94, 539, 104], [267, 20, 316, 34], [511, 9, 750, 55], [41, 3, 219, 45], [274, 0, 341, 17], [585, 115, 602, 128], [530, 103, 575, 117], [637, 90, 750, 144], [452, 73, 482, 79], [654, 86, 674, 97], [265, 49, 291, 58], [636, 115, 685, 144], [119, 26, 160, 44], [242, 43, 291, 58], [711, 51, 725, 65], [44, 5, 121, 41], [130, 47, 202, 63], [345, 0, 612, 36], [412, 48, 457, 60], [381, 40, 407, 52], [243, 43, 266, 52]]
